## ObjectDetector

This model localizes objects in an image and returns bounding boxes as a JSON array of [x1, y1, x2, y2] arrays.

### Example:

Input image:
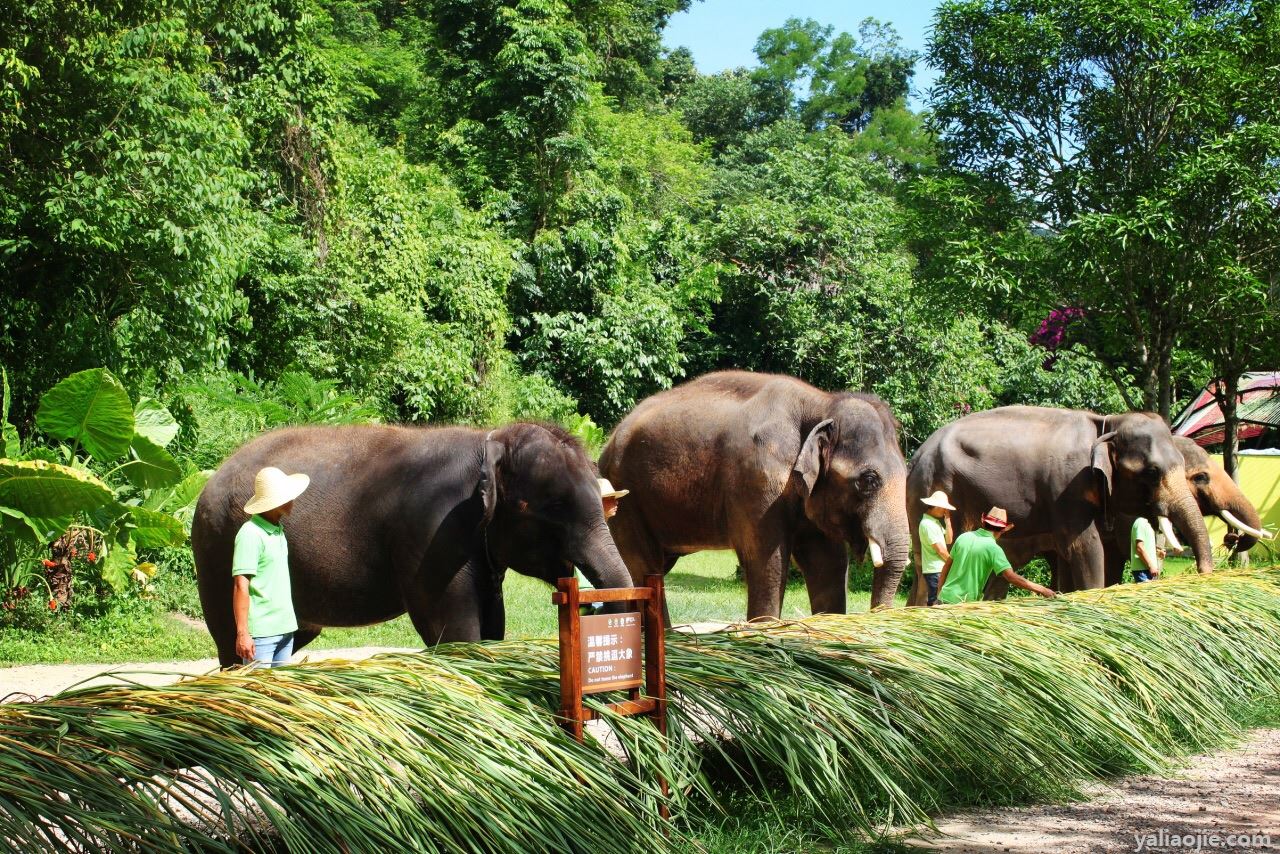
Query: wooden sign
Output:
[[553, 573, 669, 820], [581, 611, 643, 693]]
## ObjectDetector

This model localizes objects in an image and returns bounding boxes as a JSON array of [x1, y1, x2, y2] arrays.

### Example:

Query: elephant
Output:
[[1098, 436, 1268, 586], [598, 371, 910, 620], [905, 406, 1215, 606], [193, 422, 633, 666]]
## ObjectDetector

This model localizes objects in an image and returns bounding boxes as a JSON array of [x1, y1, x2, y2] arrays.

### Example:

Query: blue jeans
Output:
[[1133, 569, 1153, 583], [244, 632, 294, 667], [923, 573, 941, 605]]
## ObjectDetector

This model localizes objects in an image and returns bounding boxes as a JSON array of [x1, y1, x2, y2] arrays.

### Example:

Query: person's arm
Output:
[[938, 556, 954, 589], [1000, 568, 1056, 599], [930, 540, 952, 562], [1136, 541, 1160, 576], [233, 576, 255, 661], [230, 526, 259, 663]]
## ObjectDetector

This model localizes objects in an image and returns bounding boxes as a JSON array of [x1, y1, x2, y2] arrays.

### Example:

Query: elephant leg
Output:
[[1102, 537, 1125, 586], [907, 572, 929, 607], [608, 510, 666, 585], [1046, 553, 1062, 592], [481, 566, 508, 640], [793, 532, 848, 615], [293, 625, 323, 653], [402, 561, 485, 645], [1057, 523, 1106, 590], [984, 574, 1010, 600], [736, 532, 791, 620]]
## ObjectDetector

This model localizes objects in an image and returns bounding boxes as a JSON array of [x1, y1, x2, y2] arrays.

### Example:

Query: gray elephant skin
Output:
[[193, 422, 632, 666], [1097, 436, 1268, 586], [599, 371, 910, 619], [906, 406, 1215, 604]]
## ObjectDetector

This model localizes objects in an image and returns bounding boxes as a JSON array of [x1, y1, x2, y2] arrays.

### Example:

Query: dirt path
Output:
[[0, 647, 419, 700], [912, 728, 1280, 853]]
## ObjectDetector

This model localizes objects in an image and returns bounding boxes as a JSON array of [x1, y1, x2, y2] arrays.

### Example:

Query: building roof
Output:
[[1171, 373, 1280, 446]]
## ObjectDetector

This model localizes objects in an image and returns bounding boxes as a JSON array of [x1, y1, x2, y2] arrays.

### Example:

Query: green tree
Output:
[[753, 17, 916, 134], [929, 0, 1280, 419], [0, 0, 334, 415]]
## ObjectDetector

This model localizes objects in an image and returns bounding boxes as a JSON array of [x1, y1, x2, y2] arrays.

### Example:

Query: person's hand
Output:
[[236, 632, 255, 662], [1156, 547, 1167, 560], [1038, 585, 1056, 599], [1151, 566, 1161, 578]]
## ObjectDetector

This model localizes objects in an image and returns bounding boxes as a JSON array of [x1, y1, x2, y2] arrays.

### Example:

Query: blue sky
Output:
[[661, 0, 943, 106]]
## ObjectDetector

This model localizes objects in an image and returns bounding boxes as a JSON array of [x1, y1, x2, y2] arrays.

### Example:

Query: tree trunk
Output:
[[1157, 349, 1173, 422], [1221, 373, 1240, 483]]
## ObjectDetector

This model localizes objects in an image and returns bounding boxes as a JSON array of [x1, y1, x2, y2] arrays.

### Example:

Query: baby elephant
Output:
[[193, 422, 632, 666]]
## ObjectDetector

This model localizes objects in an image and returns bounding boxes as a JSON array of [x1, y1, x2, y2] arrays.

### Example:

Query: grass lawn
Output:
[[0, 551, 900, 665]]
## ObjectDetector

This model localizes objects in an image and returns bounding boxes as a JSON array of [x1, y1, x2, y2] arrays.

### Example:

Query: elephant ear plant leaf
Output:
[[122, 433, 184, 490], [0, 459, 114, 519], [132, 397, 180, 447], [34, 367, 134, 461]]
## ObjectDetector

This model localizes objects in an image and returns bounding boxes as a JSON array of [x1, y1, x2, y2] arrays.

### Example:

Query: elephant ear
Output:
[[479, 433, 505, 528], [1091, 430, 1117, 497], [794, 418, 835, 496]]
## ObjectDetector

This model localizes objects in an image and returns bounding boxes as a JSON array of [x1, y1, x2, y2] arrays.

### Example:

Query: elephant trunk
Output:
[[1166, 488, 1215, 574], [572, 520, 635, 591], [868, 476, 911, 609]]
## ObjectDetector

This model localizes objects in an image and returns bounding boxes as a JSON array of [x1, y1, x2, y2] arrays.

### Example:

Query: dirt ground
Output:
[[913, 728, 1280, 853], [0, 646, 418, 700], [4, 650, 1278, 852]]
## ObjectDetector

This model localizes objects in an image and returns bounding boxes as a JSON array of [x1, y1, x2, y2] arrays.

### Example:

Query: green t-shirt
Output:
[[939, 529, 1011, 604], [918, 515, 947, 575], [232, 515, 298, 637], [1128, 517, 1158, 574]]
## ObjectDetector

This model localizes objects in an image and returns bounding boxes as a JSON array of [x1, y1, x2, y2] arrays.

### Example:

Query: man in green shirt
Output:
[[938, 507, 1055, 604], [232, 466, 310, 667], [1127, 516, 1163, 583], [918, 490, 956, 606]]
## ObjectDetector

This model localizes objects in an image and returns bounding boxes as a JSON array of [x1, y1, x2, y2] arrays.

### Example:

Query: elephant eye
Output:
[[856, 470, 881, 494], [1192, 472, 1210, 486]]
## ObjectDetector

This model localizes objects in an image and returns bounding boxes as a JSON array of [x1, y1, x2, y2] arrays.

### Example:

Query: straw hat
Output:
[[597, 478, 629, 500], [981, 506, 1011, 529], [920, 490, 957, 511], [244, 467, 310, 515]]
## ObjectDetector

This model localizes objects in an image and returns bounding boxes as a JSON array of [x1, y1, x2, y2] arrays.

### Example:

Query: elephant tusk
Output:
[[1220, 510, 1273, 541], [1157, 516, 1184, 552], [868, 539, 885, 568]]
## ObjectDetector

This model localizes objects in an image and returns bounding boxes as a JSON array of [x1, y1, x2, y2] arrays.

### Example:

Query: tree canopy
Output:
[[2, 0, 1274, 459]]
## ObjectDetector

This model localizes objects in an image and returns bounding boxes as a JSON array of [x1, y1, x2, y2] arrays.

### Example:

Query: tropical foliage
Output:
[[0, 368, 205, 605], [2, 568, 1279, 849]]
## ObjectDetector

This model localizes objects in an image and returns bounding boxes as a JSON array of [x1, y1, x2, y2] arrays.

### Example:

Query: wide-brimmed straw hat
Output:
[[244, 467, 310, 515], [920, 490, 957, 511], [597, 478, 629, 500], [981, 506, 1011, 529]]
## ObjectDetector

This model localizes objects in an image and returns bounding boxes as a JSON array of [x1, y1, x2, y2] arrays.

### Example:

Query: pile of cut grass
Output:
[[2, 569, 1278, 852]]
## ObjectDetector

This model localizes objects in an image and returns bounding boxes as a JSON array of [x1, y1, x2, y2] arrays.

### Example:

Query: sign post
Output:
[[553, 573, 668, 817]]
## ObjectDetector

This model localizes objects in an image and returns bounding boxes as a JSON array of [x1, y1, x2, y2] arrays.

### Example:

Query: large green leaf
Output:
[[143, 469, 211, 513], [127, 505, 186, 548], [123, 435, 182, 490], [1, 367, 19, 458], [35, 368, 134, 461], [133, 397, 179, 447], [0, 506, 72, 544], [99, 543, 136, 592], [0, 459, 113, 518]]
